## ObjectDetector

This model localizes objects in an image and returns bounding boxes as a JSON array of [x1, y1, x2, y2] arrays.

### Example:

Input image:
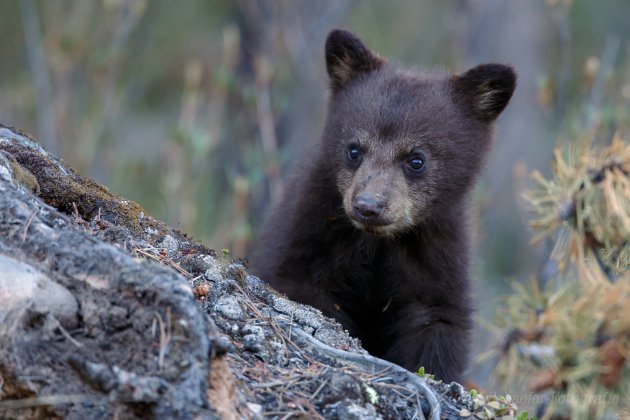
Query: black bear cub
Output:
[[252, 29, 516, 383]]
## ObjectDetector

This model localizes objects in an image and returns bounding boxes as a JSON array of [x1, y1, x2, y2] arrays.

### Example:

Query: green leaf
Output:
[[516, 412, 529, 420]]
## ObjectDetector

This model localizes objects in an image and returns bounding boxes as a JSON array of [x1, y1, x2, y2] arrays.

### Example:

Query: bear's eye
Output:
[[347, 146, 361, 162], [407, 154, 426, 173]]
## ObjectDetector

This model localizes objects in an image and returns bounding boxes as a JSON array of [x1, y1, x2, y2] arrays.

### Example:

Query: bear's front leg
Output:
[[382, 302, 471, 383]]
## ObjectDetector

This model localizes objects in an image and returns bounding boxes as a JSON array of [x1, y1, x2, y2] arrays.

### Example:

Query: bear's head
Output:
[[322, 29, 516, 236]]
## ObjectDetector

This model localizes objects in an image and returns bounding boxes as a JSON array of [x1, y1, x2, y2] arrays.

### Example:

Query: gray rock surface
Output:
[[0, 128, 217, 419], [0, 255, 79, 329]]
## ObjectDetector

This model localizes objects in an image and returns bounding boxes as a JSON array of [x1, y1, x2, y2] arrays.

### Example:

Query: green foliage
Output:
[[416, 366, 435, 380]]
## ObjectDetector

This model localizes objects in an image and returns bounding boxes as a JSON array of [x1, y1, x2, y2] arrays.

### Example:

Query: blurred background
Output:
[[1, 0, 630, 390]]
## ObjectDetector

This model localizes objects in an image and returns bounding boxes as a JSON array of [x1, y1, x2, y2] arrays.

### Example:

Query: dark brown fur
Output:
[[252, 29, 516, 383]]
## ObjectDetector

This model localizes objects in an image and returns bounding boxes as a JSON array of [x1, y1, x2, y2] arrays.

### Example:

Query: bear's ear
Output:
[[325, 29, 385, 93], [452, 64, 516, 122]]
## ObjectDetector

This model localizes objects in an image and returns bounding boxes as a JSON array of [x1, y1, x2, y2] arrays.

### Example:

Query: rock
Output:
[[0, 127, 218, 419], [317, 372, 366, 406], [0, 255, 79, 329], [160, 234, 179, 257], [214, 295, 245, 320], [323, 401, 382, 420], [242, 325, 265, 353]]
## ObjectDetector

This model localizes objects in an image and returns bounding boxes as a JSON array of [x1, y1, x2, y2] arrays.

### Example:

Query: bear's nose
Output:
[[353, 194, 384, 220]]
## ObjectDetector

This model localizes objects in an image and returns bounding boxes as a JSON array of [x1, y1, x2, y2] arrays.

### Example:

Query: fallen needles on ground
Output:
[[278, 320, 442, 420]]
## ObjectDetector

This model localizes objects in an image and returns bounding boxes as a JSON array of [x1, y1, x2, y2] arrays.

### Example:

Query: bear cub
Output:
[[252, 29, 516, 382]]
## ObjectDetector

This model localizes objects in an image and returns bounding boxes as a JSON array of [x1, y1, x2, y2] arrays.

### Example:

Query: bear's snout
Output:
[[352, 193, 386, 223]]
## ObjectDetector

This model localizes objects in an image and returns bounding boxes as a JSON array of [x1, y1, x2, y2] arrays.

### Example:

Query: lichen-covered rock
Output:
[[214, 295, 245, 320], [0, 131, 218, 419]]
